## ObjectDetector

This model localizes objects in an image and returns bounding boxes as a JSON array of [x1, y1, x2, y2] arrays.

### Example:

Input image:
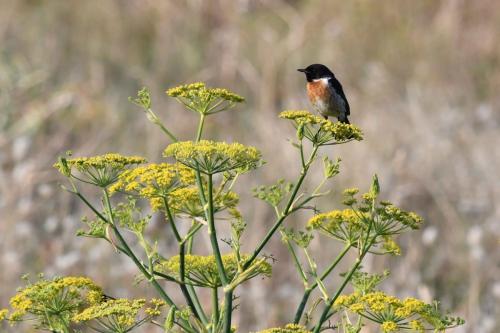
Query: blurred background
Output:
[[0, 1, 499, 332]]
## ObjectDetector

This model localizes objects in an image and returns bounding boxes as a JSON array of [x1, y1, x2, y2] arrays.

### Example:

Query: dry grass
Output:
[[0, 1, 499, 332]]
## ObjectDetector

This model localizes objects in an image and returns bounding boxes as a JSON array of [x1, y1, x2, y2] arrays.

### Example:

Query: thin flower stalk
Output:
[[293, 243, 352, 324], [243, 144, 319, 270], [163, 197, 207, 325], [312, 236, 377, 333]]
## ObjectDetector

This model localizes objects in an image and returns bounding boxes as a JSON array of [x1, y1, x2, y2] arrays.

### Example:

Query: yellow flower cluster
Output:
[[167, 82, 244, 102], [253, 323, 311, 333], [166, 187, 239, 216], [55, 154, 146, 173], [380, 204, 423, 230], [6, 276, 102, 324], [340, 185, 424, 250], [164, 140, 262, 174], [109, 163, 195, 198], [394, 298, 425, 317], [334, 290, 462, 332], [87, 290, 105, 305], [156, 254, 272, 288], [0, 309, 8, 321], [54, 153, 146, 187], [361, 292, 401, 313], [382, 237, 401, 256], [307, 209, 361, 230], [166, 82, 244, 114], [334, 292, 360, 308], [307, 209, 365, 243], [381, 321, 398, 332], [165, 187, 200, 214], [73, 298, 145, 326], [279, 110, 324, 124], [279, 110, 363, 143], [409, 319, 425, 332], [73, 298, 164, 329]]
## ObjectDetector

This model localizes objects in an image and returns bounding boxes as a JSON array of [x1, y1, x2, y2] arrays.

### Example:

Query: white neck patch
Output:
[[312, 78, 330, 84]]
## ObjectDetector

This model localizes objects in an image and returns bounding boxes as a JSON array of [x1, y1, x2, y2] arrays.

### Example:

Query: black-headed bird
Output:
[[298, 64, 350, 124]]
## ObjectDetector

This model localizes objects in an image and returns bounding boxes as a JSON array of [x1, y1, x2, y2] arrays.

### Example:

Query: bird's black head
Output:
[[297, 64, 334, 82]]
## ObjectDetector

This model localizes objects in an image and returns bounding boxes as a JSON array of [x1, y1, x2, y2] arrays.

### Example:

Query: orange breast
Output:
[[306, 81, 329, 102]]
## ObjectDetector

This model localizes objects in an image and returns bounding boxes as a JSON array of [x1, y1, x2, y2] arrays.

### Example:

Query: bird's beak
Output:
[[297, 68, 306, 73]]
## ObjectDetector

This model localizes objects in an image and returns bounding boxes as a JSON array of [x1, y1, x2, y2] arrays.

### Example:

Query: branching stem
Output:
[[244, 144, 319, 270]]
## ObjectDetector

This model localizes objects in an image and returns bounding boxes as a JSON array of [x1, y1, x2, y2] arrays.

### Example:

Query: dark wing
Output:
[[328, 77, 350, 115]]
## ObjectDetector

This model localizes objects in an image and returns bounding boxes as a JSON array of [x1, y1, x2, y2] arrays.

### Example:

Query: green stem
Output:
[[282, 233, 308, 284], [312, 239, 375, 333], [163, 198, 208, 325], [207, 174, 229, 285], [183, 220, 205, 322], [293, 243, 352, 324], [243, 145, 319, 270], [196, 113, 206, 142], [293, 288, 312, 325], [179, 243, 206, 324], [187, 283, 208, 326], [212, 287, 220, 332], [148, 109, 178, 142], [222, 290, 233, 333], [206, 173, 233, 333], [185, 223, 198, 254], [182, 222, 203, 246]]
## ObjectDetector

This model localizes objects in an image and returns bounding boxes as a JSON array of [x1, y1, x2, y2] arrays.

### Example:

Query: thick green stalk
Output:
[[312, 239, 375, 333], [243, 145, 319, 270], [212, 287, 220, 332], [222, 290, 233, 333], [205, 174, 232, 333], [293, 243, 352, 324]]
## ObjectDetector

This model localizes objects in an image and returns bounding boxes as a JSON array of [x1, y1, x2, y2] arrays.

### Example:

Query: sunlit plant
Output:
[[0, 83, 464, 333]]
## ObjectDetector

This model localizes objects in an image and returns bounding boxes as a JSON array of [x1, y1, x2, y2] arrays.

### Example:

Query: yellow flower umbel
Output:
[[109, 163, 195, 210], [311, 183, 425, 254], [54, 153, 146, 187], [4, 276, 102, 330], [253, 324, 311, 333], [166, 82, 244, 115], [156, 254, 272, 288], [72, 298, 165, 332], [334, 290, 464, 332], [164, 140, 262, 175], [167, 186, 239, 217], [307, 209, 366, 244], [279, 110, 363, 145], [381, 321, 398, 332]]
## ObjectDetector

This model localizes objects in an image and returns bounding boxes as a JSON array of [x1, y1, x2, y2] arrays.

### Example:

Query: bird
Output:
[[297, 64, 350, 124]]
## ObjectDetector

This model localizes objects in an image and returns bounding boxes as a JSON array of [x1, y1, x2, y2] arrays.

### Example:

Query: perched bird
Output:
[[298, 64, 350, 124]]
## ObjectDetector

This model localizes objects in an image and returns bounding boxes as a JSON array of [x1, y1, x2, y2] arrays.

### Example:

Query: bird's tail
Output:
[[338, 115, 350, 124]]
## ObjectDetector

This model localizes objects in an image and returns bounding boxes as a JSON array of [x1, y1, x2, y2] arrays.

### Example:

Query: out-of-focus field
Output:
[[0, 1, 499, 332]]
